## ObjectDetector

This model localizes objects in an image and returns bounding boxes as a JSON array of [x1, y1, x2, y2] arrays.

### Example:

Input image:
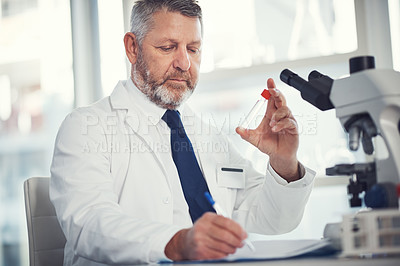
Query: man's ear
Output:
[[124, 32, 139, 64]]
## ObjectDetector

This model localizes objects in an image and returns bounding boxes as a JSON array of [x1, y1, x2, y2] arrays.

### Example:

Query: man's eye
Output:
[[189, 48, 200, 54], [159, 46, 174, 52]]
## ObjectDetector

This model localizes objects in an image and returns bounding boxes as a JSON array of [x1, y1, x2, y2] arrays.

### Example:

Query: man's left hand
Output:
[[236, 78, 300, 182]]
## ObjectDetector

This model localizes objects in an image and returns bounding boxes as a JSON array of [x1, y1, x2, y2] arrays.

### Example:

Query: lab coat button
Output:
[[163, 197, 170, 204]]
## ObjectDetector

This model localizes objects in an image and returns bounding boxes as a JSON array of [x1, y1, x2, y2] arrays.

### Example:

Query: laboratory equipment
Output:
[[280, 56, 400, 209], [281, 55, 400, 257], [238, 89, 270, 129], [323, 209, 400, 257], [340, 209, 400, 257]]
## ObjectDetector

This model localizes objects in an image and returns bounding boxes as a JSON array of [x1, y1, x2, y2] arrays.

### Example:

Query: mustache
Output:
[[162, 72, 192, 86]]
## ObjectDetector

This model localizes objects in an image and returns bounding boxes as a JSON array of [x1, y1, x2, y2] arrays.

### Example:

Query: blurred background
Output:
[[0, 0, 398, 265]]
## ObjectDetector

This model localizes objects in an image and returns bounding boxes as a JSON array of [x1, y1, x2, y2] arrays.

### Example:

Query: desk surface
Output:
[[171, 256, 400, 266]]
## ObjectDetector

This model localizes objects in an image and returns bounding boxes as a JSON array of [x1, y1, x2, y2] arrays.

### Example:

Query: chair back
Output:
[[24, 177, 66, 266]]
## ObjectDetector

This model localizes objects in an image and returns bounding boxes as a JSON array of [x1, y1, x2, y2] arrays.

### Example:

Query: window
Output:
[[0, 0, 73, 265], [199, 0, 357, 72]]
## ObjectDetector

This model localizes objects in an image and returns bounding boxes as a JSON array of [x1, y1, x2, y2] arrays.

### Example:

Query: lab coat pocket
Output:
[[216, 164, 245, 189]]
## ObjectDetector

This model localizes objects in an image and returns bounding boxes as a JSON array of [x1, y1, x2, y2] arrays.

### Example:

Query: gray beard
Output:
[[132, 51, 196, 109]]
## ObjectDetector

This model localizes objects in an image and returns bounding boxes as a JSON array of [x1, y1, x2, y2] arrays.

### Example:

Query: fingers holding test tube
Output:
[[236, 78, 300, 182], [264, 78, 298, 136], [267, 78, 286, 109], [236, 77, 293, 140]]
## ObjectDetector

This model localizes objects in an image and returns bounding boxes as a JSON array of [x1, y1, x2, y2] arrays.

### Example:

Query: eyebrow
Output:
[[156, 38, 202, 46]]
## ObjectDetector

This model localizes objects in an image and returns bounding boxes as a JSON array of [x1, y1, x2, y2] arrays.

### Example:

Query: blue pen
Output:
[[204, 192, 256, 252]]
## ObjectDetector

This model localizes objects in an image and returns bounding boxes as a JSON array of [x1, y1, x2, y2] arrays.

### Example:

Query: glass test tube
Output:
[[238, 89, 271, 129]]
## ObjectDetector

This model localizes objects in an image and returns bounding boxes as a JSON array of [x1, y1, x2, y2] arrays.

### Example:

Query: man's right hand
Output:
[[164, 212, 247, 261]]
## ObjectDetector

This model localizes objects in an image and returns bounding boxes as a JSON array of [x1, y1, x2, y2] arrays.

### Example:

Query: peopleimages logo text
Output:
[[80, 111, 318, 136]]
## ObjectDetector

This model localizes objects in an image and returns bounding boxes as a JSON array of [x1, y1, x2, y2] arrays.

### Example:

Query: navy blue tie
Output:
[[162, 110, 215, 222]]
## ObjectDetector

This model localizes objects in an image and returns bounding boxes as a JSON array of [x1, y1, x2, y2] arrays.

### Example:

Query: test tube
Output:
[[238, 89, 271, 129]]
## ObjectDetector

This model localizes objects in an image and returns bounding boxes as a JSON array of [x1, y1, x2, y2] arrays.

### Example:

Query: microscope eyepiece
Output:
[[280, 69, 308, 91], [308, 70, 324, 81], [280, 69, 334, 111], [280, 69, 297, 84]]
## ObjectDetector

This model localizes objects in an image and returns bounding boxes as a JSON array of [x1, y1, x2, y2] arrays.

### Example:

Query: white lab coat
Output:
[[50, 80, 315, 265]]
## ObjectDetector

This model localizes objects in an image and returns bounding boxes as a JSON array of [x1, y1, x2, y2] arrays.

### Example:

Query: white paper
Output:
[[223, 239, 332, 261]]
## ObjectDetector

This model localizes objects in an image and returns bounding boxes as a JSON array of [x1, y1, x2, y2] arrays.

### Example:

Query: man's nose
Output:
[[173, 48, 191, 71]]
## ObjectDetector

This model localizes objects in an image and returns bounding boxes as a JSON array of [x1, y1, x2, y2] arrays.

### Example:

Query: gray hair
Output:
[[130, 0, 203, 46]]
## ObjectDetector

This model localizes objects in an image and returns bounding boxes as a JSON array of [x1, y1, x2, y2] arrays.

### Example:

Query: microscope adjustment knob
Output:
[[364, 183, 399, 208]]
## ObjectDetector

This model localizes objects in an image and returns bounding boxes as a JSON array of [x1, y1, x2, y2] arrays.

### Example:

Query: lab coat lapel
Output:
[[109, 81, 171, 188], [109, 81, 142, 135]]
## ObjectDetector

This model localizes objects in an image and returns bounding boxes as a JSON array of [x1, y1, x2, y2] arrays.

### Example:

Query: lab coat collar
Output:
[[109, 80, 131, 110], [125, 79, 166, 125], [109, 79, 186, 126]]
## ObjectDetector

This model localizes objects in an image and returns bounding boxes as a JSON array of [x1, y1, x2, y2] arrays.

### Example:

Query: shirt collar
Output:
[[125, 78, 185, 125]]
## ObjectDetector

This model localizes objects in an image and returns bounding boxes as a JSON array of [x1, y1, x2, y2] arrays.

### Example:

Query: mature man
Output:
[[50, 0, 315, 265]]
